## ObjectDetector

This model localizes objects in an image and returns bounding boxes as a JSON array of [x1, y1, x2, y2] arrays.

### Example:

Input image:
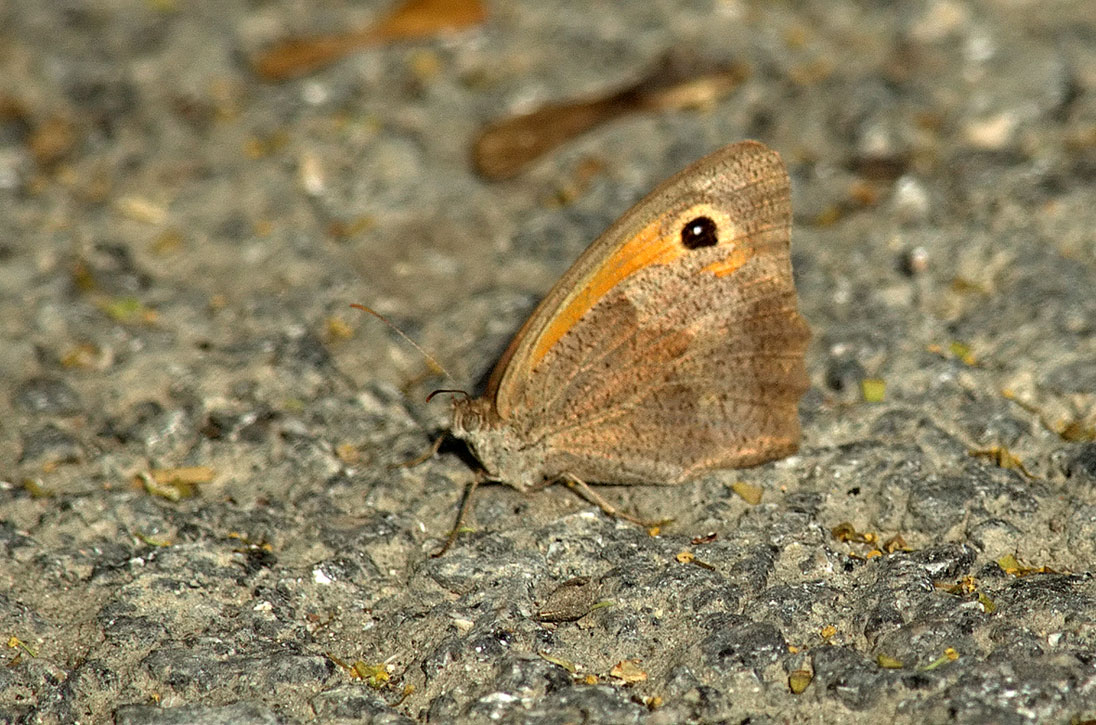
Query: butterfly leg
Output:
[[391, 434, 446, 470], [431, 473, 484, 557], [558, 473, 672, 529]]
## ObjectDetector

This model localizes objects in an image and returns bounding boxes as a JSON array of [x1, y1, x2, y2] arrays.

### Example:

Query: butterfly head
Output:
[[450, 396, 545, 492]]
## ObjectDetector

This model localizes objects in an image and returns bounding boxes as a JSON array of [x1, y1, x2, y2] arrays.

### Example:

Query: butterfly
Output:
[[449, 141, 809, 501]]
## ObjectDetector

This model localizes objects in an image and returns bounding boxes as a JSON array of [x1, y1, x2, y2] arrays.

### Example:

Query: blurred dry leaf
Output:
[[923, 647, 959, 671], [29, 116, 77, 167], [115, 196, 168, 225], [98, 296, 158, 325], [327, 214, 376, 241], [350, 661, 390, 689], [882, 533, 911, 553], [138, 468, 214, 501], [848, 153, 910, 182], [876, 654, 904, 669], [1059, 419, 1096, 442], [997, 553, 1059, 577], [151, 466, 215, 485], [133, 531, 172, 547], [138, 471, 196, 501], [6, 637, 38, 659], [151, 229, 185, 254], [21, 479, 53, 499], [947, 340, 977, 366], [1001, 388, 1096, 443], [325, 316, 355, 342], [254, 0, 487, 81], [934, 575, 977, 596], [729, 480, 763, 505], [473, 54, 747, 179], [609, 659, 647, 684], [860, 377, 886, 402], [675, 550, 716, 570], [537, 651, 578, 673], [831, 522, 877, 545], [537, 576, 599, 623], [60, 342, 111, 370], [788, 669, 812, 693], [968, 446, 1033, 478]]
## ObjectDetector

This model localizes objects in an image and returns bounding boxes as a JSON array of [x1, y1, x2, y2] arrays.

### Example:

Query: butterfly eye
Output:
[[680, 216, 719, 249]]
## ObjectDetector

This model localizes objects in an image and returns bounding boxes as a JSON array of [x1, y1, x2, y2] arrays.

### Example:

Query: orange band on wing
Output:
[[701, 244, 752, 277], [530, 223, 683, 368]]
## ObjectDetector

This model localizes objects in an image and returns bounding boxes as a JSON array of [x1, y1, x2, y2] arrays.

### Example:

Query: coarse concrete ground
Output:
[[1, 1, 1095, 723]]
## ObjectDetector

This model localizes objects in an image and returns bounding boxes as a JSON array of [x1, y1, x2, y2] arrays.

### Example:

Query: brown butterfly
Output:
[[449, 141, 809, 505]]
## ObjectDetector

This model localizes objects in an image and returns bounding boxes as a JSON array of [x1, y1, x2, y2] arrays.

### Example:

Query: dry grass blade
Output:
[[473, 54, 747, 179], [254, 0, 487, 81]]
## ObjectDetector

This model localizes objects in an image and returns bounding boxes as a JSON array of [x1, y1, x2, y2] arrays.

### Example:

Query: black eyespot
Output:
[[680, 216, 718, 249]]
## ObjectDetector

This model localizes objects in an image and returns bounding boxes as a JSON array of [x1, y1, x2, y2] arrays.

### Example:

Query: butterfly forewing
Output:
[[490, 141, 808, 484]]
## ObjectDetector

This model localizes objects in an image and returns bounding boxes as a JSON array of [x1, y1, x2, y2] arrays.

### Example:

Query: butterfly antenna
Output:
[[351, 303, 455, 383], [425, 388, 470, 403]]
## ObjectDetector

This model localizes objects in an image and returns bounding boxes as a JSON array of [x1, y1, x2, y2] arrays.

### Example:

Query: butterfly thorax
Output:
[[450, 396, 549, 492]]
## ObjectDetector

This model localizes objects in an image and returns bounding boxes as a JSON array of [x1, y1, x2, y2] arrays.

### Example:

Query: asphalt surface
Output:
[[2, 1, 1095, 723]]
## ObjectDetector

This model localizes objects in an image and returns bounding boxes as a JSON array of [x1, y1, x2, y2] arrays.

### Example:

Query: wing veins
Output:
[[535, 294, 801, 416]]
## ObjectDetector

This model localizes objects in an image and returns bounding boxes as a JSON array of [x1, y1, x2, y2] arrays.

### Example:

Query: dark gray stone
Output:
[[19, 423, 83, 464], [310, 686, 414, 723], [760, 582, 842, 627], [1064, 443, 1096, 482], [699, 617, 786, 672], [905, 476, 976, 533], [122, 404, 195, 459], [491, 655, 573, 696], [811, 646, 889, 711], [426, 693, 460, 722], [75, 243, 152, 295], [824, 355, 867, 397], [12, 376, 82, 415], [463, 683, 646, 723], [115, 702, 290, 725]]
